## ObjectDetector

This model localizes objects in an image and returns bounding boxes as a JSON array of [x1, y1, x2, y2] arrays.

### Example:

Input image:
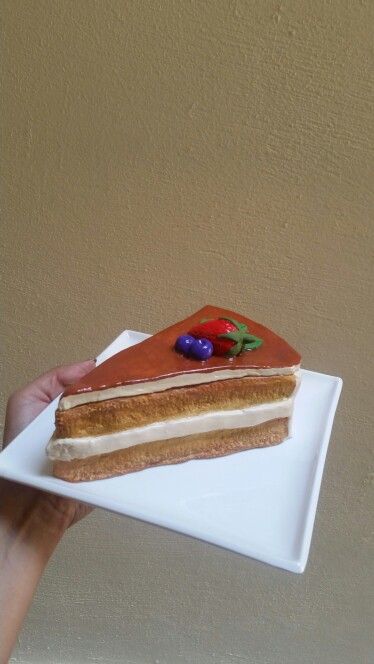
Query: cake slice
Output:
[[47, 306, 301, 481]]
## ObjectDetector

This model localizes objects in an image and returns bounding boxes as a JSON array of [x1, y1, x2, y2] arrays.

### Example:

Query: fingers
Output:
[[12, 360, 96, 405], [54, 360, 96, 388], [38, 360, 97, 401], [2, 361, 96, 446]]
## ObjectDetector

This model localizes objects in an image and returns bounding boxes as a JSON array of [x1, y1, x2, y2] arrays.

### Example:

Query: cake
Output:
[[47, 306, 301, 481]]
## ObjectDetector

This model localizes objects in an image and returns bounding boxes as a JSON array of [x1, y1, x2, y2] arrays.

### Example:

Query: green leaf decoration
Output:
[[243, 338, 263, 351], [218, 331, 241, 343], [218, 327, 263, 355], [227, 341, 243, 356]]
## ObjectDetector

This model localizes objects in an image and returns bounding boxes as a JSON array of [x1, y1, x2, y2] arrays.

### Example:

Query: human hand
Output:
[[1, 360, 96, 532], [0, 360, 96, 660]]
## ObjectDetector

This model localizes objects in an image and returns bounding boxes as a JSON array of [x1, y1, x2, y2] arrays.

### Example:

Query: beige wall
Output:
[[1, 1, 373, 662]]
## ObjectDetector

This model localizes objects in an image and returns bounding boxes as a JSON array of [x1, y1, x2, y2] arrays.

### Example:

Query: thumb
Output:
[[3, 361, 96, 446], [54, 360, 96, 390], [34, 360, 96, 401]]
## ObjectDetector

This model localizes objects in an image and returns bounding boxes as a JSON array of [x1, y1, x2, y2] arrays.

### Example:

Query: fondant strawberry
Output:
[[187, 317, 262, 357]]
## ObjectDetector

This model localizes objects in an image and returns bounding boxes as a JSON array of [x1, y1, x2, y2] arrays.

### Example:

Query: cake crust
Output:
[[52, 417, 289, 482]]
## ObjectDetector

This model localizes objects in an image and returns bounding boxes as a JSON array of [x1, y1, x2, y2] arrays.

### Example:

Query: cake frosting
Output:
[[62, 305, 301, 400], [59, 365, 300, 410]]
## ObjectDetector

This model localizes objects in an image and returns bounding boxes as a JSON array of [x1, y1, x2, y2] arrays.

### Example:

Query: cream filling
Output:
[[59, 365, 300, 410], [47, 396, 294, 461]]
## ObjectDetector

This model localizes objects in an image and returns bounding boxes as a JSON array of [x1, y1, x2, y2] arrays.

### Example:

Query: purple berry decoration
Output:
[[175, 334, 195, 355], [189, 338, 213, 361]]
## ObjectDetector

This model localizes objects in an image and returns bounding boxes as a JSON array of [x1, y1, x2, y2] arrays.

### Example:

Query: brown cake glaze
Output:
[[63, 305, 300, 397]]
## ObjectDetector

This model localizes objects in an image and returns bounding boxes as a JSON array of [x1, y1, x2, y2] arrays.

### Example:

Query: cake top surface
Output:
[[63, 305, 301, 397]]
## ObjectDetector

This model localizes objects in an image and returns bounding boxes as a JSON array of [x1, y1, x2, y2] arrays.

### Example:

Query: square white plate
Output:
[[0, 330, 342, 573]]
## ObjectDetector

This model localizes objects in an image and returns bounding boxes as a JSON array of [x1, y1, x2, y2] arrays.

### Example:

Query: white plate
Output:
[[0, 330, 342, 573]]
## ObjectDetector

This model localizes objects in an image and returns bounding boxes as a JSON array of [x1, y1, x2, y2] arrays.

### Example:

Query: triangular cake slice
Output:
[[47, 306, 301, 481]]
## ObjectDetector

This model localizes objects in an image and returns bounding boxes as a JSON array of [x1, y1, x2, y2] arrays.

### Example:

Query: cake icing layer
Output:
[[47, 396, 294, 461], [62, 305, 301, 401], [60, 367, 300, 410]]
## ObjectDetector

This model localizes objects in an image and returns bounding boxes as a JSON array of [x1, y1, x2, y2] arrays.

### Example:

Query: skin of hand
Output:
[[0, 360, 95, 662]]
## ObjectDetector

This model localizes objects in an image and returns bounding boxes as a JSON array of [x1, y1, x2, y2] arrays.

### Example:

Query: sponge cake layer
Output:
[[52, 417, 289, 482], [56, 374, 298, 438]]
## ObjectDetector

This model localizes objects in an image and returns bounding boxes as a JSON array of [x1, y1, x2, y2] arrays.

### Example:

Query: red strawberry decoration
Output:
[[187, 317, 263, 357]]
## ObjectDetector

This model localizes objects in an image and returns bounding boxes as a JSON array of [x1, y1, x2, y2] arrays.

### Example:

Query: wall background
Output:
[[1, 1, 373, 663]]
